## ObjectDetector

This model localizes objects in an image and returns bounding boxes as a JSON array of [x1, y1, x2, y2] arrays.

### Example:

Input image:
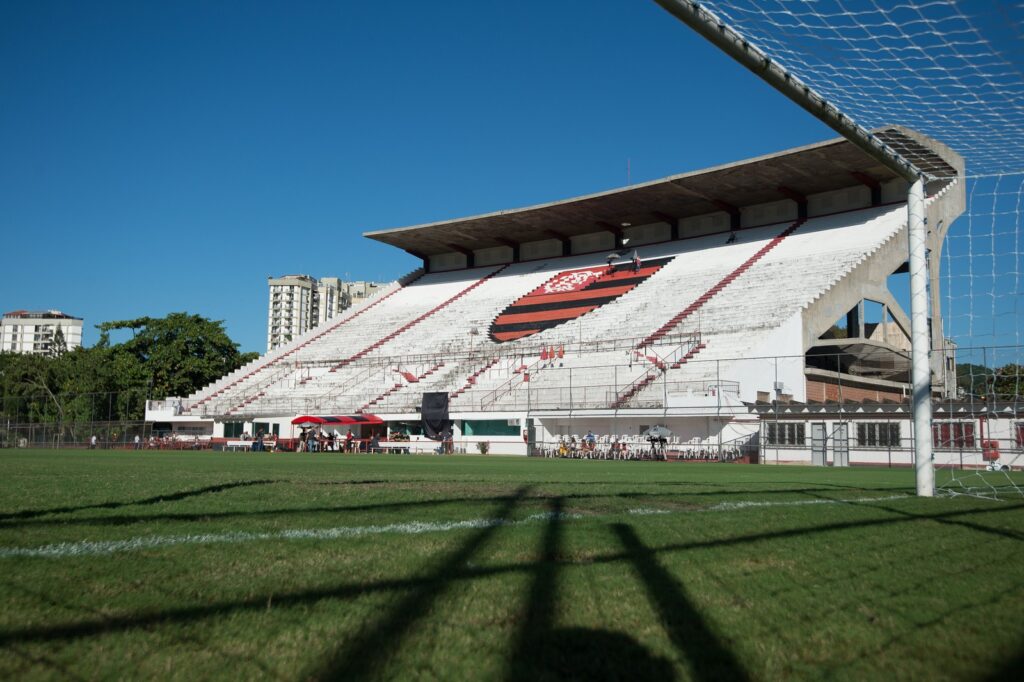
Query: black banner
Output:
[[421, 392, 451, 441]]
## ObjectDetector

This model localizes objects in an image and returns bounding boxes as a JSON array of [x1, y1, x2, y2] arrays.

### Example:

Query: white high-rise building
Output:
[[267, 275, 386, 350], [1, 310, 83, 355]]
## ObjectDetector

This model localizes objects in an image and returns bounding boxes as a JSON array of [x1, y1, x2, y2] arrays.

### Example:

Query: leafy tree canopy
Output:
[[2, 313, 257, 422], [98, 314, 257, 399]]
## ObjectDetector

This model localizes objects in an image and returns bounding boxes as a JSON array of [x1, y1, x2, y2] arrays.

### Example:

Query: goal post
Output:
[[652, 0, 936, 494]]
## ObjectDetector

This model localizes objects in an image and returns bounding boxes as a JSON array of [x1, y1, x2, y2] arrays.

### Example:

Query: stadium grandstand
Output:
[[146, 125, 970, 463]]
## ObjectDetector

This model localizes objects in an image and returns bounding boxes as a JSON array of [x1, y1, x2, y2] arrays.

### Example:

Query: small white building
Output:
[[0, 310, 82, 355]]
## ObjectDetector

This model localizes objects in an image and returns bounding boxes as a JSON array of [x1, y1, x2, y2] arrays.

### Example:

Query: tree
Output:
[[97, 313, 257, 400], [991, 364, 1023, 401], [955, 362, 1023, 401], [49, 327, 68, 358], [956, 363, 994, 398]]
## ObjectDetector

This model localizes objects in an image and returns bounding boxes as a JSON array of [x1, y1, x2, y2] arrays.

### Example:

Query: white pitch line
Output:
[[701, 493, 909, 512], [0, 512, 577, 559], [0, 495, 910, 560]]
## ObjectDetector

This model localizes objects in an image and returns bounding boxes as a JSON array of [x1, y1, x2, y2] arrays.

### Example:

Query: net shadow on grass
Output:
[[2, 502, 1022, 650], [0, 486, 905, 530], [982, 641, 1024, 682], [839, 500, 1024, 543], [503, 498, 675, 682], [0, 480, 279, 522], [309, 486, 532, 681], [613, 524, 750, 682]]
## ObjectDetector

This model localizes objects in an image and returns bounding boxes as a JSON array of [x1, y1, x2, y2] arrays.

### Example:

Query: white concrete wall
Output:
[[741, 199, 798, 228], [807, 185, 871, 217], [624, 221, 672, 247], [680, 211, 730, 237], [474, 245, 513, 267], [570, 231, 614, 255], [521, 238, 563, 261], [429, 252, 468, 272]]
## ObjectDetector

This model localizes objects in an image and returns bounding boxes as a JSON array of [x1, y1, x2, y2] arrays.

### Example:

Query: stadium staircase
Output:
[[611, 218, 804, 408], [640, 218, 805, 346], [475, 356, 549, 409], [330, 265, 509, 372], [358, 361, 445, 413], [185, 271, 422, 414], [450, 357, 501, 399]]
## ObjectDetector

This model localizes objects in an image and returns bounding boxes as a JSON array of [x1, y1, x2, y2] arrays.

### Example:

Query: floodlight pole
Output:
[[653, 0, 935, 494]]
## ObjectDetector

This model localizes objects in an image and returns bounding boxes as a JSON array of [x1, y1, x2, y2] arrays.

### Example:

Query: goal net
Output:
[[660, 0, 1024, 497]]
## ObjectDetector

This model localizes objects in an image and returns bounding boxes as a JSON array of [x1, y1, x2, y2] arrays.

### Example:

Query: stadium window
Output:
[[856, 422, 901, 447], [462, 420, 520, 436], [766, 422, 805, 445], [390, 421, 424, 436], [224, 422, 245, 438], [252, 422, 279, 436], [932, 421, 976, 449]]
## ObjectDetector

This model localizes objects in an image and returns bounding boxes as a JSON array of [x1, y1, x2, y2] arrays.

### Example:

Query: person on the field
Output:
[[632, 250, 641, 273], [89, 434, 97, 450], [344, 429, 355, 453], [369, 433, 380, 453]]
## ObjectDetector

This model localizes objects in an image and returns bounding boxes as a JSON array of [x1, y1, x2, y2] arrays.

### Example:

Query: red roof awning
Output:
[[290, 415, 385, 426]]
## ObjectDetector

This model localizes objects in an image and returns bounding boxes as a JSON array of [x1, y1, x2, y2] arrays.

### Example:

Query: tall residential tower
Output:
[[266, 275, 385, 350]]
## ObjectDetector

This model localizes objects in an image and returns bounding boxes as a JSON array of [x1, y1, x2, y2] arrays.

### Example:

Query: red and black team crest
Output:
[[489, 257, 674, 342]]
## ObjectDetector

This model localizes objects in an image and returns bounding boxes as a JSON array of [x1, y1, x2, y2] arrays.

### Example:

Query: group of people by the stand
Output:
[[86, 434, 208, 450], [544, 431, 668, 460], [541, 431, 747, 462], [296, 427, 384, 453]]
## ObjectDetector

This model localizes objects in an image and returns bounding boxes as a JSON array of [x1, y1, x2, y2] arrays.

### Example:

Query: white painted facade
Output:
[[0, 310, 82, 355]]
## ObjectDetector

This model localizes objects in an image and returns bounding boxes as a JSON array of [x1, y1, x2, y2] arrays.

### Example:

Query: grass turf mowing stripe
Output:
[[0, 494, 911, 559]]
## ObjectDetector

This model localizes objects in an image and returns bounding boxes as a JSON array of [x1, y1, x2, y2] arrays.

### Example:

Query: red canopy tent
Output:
[[290, 415, 384, 426]]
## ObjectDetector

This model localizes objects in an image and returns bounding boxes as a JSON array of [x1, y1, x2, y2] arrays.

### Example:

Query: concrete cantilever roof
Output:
[[364, 126, 961, 259]]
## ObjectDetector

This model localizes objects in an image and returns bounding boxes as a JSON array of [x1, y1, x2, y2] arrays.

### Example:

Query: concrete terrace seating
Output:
[[192, 202, 918, 417], [623, 204, 909, 407], [213, 222, 807, 416]]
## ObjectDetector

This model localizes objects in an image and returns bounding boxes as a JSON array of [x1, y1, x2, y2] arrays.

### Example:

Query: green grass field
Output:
[[0, 450, 1022, 681]]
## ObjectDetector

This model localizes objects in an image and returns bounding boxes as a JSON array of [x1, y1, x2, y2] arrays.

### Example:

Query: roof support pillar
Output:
[[406, 249, 430, 273], [544, 229, 572, 257], [851, 172, 883, 206], [445, 244, 475, 268], [596, 221, 626, 249], [778, 186, 808, 219], [713, 200, 742, 231], [497, 238, 521, 263], [651, 211, 680, 241]]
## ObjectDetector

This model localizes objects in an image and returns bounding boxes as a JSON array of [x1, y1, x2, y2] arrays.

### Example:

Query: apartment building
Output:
[[1, 310, 83, 355], [267, 275, 386, 350]]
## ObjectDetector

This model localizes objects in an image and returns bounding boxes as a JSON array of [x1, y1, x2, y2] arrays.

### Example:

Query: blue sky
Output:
[[0, 0, 840, 353]]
